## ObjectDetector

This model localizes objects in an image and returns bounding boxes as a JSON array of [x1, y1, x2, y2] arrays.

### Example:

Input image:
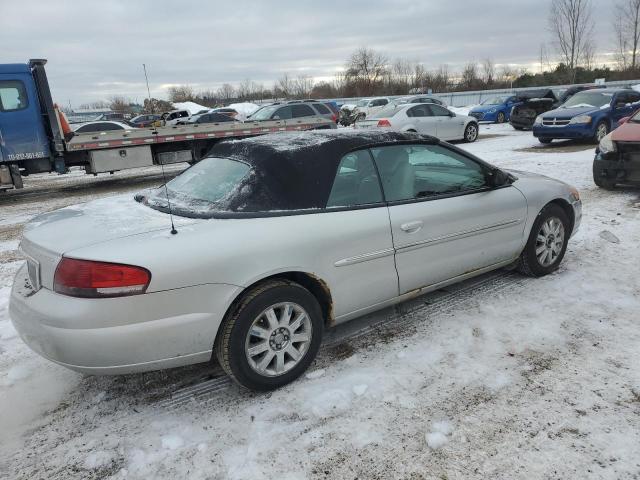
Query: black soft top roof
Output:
[[207, 130, 436, 213]]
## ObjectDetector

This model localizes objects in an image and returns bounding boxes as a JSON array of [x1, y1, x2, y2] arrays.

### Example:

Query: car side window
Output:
[[291, 104, 315, 118], [371, 144, 488, 202], [407, 105, 432, 117], [427, 105, 451, 117], [326, 150, 383, 208], [313, 103, 330, 114], [273, 106, 293, 119]]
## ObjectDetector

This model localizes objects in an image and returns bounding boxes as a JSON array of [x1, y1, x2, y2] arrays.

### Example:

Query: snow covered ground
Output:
[[1, 125, 640, 479]]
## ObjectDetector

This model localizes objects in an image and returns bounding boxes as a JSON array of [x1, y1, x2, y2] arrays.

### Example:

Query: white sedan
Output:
[[10, 130, 581, 391], [357, 103, 479, 142]]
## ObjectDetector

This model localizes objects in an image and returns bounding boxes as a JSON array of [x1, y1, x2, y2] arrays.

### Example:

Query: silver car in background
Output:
[[10, 130, 581, 391], [357, 103, 480, 143]]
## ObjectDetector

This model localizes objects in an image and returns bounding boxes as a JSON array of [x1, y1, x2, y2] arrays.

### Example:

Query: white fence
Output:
[[331, 79, 640, 108]]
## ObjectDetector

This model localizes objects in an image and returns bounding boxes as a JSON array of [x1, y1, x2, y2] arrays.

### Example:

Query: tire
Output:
[[538, 138, 553, 144], [496, 111, 506, 123], [215, 279, 323, 391], [593, 121, 609, 144], [463, 122, 478, 142], [517, 204, 570, 277], [512, 126, 524, 131], [592, 161, 616, 190]]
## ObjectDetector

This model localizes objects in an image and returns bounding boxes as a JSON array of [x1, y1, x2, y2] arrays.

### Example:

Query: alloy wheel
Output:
[[465, 124, 478, 141], [245, 302, 312, 377], [535, 217, 565, 267]]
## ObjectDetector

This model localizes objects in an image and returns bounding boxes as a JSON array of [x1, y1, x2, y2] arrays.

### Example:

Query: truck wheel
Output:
[[517, 204, 570, 277], [215, 279, 323, 391], [592, 161, 616, 190], [593, 121, 609, 143], [496, 112, 506, 123], [9, 164, 23, 189]]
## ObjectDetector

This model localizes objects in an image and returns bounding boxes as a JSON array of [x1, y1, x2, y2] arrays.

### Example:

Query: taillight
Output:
[[54, 258, 151, 298], [377, 119, 391, 127], [331, 113, 337, 122]]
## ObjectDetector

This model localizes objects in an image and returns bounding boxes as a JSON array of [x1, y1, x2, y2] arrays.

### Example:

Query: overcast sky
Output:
[[2, 0, 615, 106]]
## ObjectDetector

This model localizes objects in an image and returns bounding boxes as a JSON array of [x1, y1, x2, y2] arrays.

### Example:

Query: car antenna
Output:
[[143, 63, 177, 235]]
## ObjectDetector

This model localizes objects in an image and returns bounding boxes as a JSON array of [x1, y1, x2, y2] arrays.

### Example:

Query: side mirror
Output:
[[488, 168, 509, 187]]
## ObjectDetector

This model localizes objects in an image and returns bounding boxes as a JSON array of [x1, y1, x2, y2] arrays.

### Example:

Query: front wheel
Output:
[[518, 204, 570, 277], [463, 123, 478, 142], [496, 111, 506, 123], [215, 280, 323, 391], [538, 138, 553, 144]]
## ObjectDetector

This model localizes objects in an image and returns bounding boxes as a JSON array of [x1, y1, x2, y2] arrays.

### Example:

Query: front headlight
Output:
[[569, 115, 592, 125], [598, 132, 616, 154], [534, 115, 543, 125]]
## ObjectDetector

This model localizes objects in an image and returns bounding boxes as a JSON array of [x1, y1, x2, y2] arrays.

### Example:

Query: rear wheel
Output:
[[463, 122, 478, 142], [518, 204, 570, 277], [496, 111, 506, 123], [215, 280, 323, 391]]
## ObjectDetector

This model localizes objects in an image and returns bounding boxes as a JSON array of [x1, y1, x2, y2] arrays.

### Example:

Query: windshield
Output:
[[481, 96, 506, 105], [356, 99, 369, 107], [371, 105, 404, 118], [249, 105, 279, 120], [140, 157, 251, 216], [561, 92, 613, 109]]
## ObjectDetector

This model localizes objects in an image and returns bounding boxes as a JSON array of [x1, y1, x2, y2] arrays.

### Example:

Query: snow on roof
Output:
[[172, 101, 209, 115], [227, 102, 259, 117]]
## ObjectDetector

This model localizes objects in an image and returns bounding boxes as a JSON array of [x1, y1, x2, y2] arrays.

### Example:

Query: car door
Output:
[[323, 149, 399, 318], [406, 105, 437, 135], [429, 104, 465, 141], [371, 143, 527, 295], [291, 104, 316, 119], [612, 92, 640, 126]]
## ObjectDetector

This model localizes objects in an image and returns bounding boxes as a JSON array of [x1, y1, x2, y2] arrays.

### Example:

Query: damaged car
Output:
[[509, 89, 558, 130], [593, 108, 640, 189], [10, 130, 581, 391]]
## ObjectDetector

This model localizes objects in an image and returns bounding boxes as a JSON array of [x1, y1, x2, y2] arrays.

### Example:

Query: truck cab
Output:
[[0, 60, 64, 189]]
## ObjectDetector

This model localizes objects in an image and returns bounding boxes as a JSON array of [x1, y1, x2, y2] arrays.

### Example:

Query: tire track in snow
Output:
[[156, 270, 529, 410]]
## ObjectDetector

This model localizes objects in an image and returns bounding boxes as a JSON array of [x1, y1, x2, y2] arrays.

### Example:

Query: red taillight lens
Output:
[[377, 119, 391, 127], [331, 113, 337, 122], [54, 258, 151, 298]]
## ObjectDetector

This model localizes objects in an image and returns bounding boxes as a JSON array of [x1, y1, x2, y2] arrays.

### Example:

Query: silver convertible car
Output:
[[10, 130, 581, 391]]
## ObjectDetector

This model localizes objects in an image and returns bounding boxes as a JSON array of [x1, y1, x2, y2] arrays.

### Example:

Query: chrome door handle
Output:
[[400, 220, 423, 233]]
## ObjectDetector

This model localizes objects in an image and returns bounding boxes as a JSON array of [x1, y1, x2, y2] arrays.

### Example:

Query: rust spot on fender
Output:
[[309, 273, 334, 327]]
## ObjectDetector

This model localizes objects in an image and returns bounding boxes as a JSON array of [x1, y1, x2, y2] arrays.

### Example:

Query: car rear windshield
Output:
[[249, 105, 279, 120], [139, 157, 252, 216], [561, 92, 613, 109], [371, 105, 404, 118]]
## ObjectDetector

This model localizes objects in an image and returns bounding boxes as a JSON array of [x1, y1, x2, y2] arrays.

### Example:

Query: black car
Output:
[[176, 112, 238, 125], [509, 89, 558, 130]]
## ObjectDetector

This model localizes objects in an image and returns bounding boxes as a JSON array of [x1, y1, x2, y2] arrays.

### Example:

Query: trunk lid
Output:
[[20, 194, 198, 290]]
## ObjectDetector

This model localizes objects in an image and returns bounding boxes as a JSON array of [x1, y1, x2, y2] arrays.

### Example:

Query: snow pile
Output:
[[425, 421, 453, 450], [227, 102, 259, 120], [171, 101, 208, 115], [449, 105, 476, 116]]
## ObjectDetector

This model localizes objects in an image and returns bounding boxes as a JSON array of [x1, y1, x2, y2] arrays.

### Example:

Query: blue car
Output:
[[469, 95, 519, 123], [532, 88, 640, 144]]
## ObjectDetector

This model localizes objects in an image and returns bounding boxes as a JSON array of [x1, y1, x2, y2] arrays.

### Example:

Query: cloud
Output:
[[0, 0, 612, 105]]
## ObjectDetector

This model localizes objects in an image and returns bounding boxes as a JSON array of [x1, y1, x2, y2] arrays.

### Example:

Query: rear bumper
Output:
[[533, 123, 594, 139], [9, 263, 240, 374]]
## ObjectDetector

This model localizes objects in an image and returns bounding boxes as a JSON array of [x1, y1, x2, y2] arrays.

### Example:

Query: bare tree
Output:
[[548, 0, 595, 82], [459, 62, 481, 90], [345, 47, 388, 96], [109, 96, 133, 113], [167, 85, 196, 102], [216, 83, 236, 102], [614, 0, 640, 70], [78, 100, 110, 110], [291, 75, 314, 98], [481, 58, 496, 86]]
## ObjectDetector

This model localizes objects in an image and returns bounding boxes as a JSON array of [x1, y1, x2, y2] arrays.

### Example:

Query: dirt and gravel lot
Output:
[[1, 124, 639, 480]]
